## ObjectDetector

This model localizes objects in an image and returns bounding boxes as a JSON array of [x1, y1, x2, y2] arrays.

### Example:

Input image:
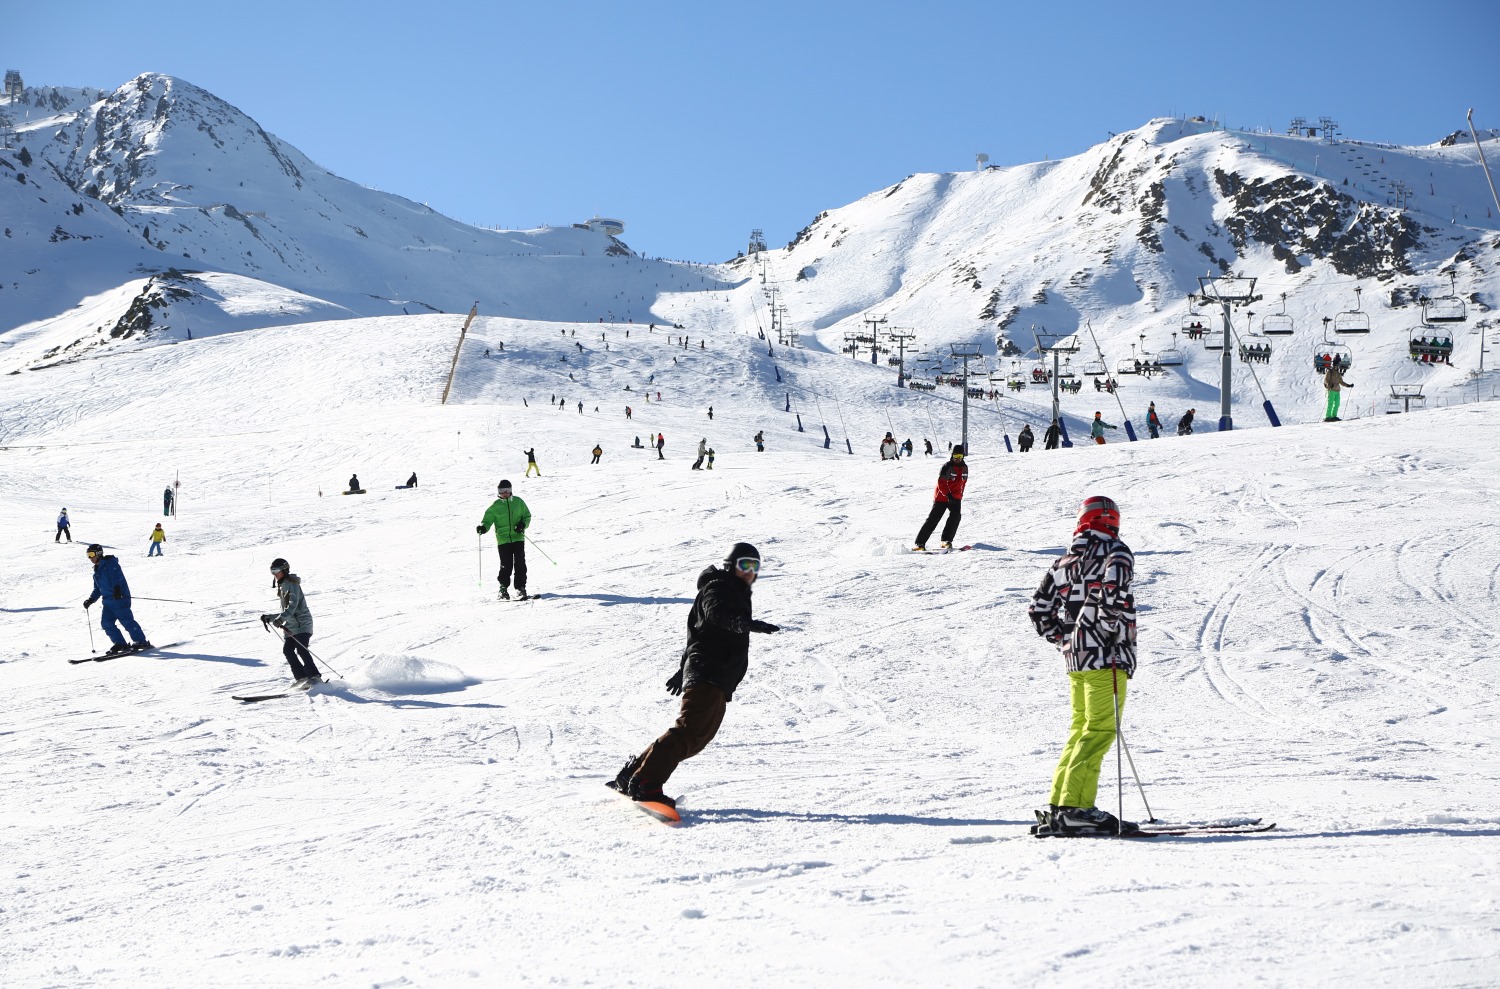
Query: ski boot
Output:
[[104, 642, 132, 656], [627, 778, 676, 809], [515, 590, 529, 601], [1050, 806, 1139, 836], [130, 641, 154, 651], [498, 586, 510, 600], [606, 756, 638, 794]]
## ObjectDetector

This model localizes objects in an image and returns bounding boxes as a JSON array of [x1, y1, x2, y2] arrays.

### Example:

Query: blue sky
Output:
[[10, 0, 1496, 262]]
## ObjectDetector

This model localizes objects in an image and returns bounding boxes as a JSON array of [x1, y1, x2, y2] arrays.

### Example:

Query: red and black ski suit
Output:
[[914, 455, 968, 548]]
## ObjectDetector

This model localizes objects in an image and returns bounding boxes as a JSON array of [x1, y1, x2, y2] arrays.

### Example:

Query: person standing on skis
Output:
[[477, 480, 532, 600], [56, 508, 72, 543], [609, 542, 779, 808], [913, 444, 968, 551], [83, 543, 152, 655], [1146, 402, 1162, 440], [1027, 495, 1139, 836], [261, 557, 321, 686]]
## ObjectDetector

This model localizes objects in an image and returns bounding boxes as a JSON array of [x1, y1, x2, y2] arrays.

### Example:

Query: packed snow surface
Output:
[[2, 313, 1498, 988]]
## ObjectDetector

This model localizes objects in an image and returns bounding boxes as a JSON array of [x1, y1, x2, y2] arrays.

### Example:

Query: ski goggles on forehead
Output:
[[734, 557, 761, 574]]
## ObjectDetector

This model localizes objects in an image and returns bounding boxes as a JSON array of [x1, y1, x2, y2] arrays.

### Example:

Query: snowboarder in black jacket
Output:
[[609, 542, 779, 808]]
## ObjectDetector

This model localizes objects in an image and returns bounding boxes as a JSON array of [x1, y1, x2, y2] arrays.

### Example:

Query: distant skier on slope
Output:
[[56, 507, 72, 543], [1176, 409, 1195, 436], [1027, 495, 1139, 836], [912, 444, 967, 551], [261, 557, 321, 686], [608, 542, 779, 808], [1043, 420, 1061, 450], [1089, 412, 1117, 445], [1018, 425, 1034, 452], [1146, 402, 1162, 440], [879, 432, 898, 461], [525, 448, 541, 477], [84, 544, 152, 655], [148, 524, 166, 557]]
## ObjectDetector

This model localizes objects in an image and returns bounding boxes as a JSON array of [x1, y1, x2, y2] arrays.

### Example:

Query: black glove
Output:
[[273, 618, 286, 629], [665, 670, 684, 696], [260, 614, 277, 628], [749, 620, 780, 634], [112, 588, 124, 600], [513, 522, 526, 533], [84, 597, 96, 608], [476, 525, 486, 534]]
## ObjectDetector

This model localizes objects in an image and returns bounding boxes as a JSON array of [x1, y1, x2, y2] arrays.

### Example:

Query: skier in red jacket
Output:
[[912, 445, 968, 551]]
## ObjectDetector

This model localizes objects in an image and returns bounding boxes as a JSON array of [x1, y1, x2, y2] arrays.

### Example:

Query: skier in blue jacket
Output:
[[83, 544, 151, 655]]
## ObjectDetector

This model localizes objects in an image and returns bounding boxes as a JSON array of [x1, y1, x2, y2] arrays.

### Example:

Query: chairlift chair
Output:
[[1261, 312, 1295, 336], [1154, 346, 1183, 367], [1313, 327, 1354, 373], [1203, 330, 1225, 351], [1116, 358, 1139, 375], [1407, 326, 1454, 364], [1082, 359, 1107, 376], [1333, 286, 1371, 334], [1423, 274, 1467, 323]]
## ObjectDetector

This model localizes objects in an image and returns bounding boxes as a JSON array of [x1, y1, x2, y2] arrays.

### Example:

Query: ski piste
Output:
[[69, 641, 184, 664], [605, 780, 681, 825]]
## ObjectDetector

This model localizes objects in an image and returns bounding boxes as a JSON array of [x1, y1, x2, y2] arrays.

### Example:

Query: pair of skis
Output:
[[1031, 814, 1274, 838], [231, 679, 327, 703], [68, 642, 182, 664]]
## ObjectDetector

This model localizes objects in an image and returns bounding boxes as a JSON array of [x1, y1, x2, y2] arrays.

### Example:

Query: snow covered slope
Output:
[[6, 78, 1497, 430], [2, 310, 1498, 987]]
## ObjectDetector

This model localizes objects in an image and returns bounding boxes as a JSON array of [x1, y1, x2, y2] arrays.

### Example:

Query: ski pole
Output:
[[1116, 726, 1156, 823], [84, 602, 96, 654], [1112, 660, 1124, 836], [524, 532, 557, 565], [134, 596, 196, 604], [479, 532, 484, 587]]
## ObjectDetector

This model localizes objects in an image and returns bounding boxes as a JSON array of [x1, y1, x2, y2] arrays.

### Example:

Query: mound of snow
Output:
[[356, 654, 481, 694]]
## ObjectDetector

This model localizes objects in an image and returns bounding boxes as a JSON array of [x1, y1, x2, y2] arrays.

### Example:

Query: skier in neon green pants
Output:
[[1323, 363, 1352, 422], [1028, 495, 1140, 836]]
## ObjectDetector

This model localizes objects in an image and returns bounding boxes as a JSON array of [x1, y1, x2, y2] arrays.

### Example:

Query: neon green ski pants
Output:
[[1325, 389, 1341, 420], [1049, 668, 1128, 809]]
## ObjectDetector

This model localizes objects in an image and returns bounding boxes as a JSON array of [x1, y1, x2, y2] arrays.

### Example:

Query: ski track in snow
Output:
[[3, 313, 1500, 987]]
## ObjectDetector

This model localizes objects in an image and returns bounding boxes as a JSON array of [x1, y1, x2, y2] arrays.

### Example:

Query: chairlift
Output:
[[1407, 326, 1453, 365], [1262, 293, 1295, 335], [1057, 358, 1077, 380], [1082, 359, 1107, 376], [1155, 332, 1184, 366], [1237, 333, 1272, 364], [1333, 286, 1371, 334], [1203, 330, 1225, 351], [1423, 273, 1467, 323], [1116, 358, 1140, 375], [1314, 318, 1353, 372]]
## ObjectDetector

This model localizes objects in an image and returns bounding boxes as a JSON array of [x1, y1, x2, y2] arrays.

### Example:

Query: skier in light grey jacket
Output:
[[261, 557, 321, 685]]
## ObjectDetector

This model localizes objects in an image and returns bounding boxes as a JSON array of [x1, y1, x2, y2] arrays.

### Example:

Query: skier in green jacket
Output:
[[477, 479, 532, 600]]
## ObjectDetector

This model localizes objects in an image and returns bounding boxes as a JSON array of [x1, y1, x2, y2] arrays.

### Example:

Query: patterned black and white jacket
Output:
[[1028, 530, 1137, 677]]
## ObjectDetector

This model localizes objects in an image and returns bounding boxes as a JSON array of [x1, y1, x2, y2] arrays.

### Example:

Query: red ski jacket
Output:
[[932, 458, 968, 502]]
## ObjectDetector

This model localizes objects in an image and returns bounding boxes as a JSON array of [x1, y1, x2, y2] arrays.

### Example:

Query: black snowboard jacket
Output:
[[679, 565, 756, 701]]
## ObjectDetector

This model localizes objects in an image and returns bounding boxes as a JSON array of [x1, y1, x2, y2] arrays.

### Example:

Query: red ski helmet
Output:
[[1075, 495, 1121, 537]]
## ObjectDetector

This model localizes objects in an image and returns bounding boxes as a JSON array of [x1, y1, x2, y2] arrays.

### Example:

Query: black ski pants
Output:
[[282, 631, 319, 680], [632, 683, 727, 788], [915, 500, 962, 547], [497, 541, 527, 592]]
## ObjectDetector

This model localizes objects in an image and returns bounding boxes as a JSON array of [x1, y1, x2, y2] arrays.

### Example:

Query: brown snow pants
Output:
[[634, 683, 727, 787]]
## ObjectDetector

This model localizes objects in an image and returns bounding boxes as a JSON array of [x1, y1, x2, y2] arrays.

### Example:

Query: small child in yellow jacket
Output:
[[148, 524, 167, 557]]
